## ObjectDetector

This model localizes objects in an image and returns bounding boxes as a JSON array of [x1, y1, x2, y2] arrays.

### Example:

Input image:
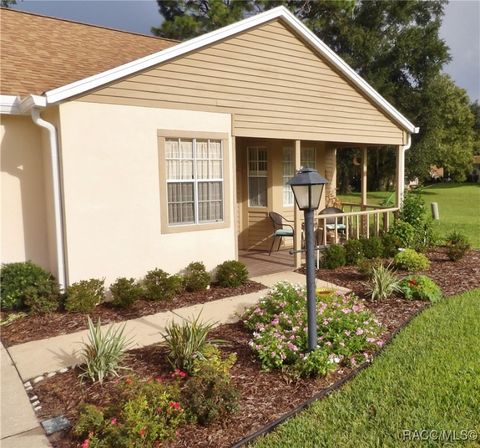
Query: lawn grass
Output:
[[338, 183, 480, 248], [254, 289, 480, 448]]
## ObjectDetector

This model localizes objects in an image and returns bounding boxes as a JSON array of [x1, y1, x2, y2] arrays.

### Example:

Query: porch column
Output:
[[361, 145, 368, 209], [294, 140, 302, 268], [396, 145, 405, 207]]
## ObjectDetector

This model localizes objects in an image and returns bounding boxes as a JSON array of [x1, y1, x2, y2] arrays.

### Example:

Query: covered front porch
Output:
[[235, 137, 407, 270]]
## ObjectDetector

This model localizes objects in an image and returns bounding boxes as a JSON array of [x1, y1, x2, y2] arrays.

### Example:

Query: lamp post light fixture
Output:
[[288, 167, 328, 352]]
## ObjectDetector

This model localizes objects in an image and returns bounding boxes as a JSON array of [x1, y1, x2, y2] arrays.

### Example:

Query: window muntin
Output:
[[166, 138, 224, 225], [248, 146, 268, 207], [282, 147, 316, 206]]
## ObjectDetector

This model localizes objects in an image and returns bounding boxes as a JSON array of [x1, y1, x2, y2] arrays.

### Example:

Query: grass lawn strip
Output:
[[253, 289, 480, 448]]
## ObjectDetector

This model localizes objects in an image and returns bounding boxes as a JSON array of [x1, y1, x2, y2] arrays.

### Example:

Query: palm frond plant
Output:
[[366, 263, 401, 301], [161, 312, 223, 374], [79, 317, 132, 384]]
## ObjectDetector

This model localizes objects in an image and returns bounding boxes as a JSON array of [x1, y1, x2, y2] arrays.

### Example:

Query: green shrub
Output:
[[366, 263, 400, 301], [381, 232, 401, 258], [445, 230, 471, 261], [0, 261, 56, 311], [356, 258, 383, 278], [393, 249, 430, 272], [110, 277, 143, 309], [74, 404, 105, 438], [24, 278, 61, 314], [413, 218, 440, 253], [215, 260, 248, 288], [74, 377, 184, 447], [183, 262, 211, 292], [79, 317, 131, 384], [182, 345, 239, 425], [344, 239, 364, 265], [323, 244, 346, 269], [161, 313, 219, 374], [65, 279, 105, 313], [243, 282, 382, 374], [360, 236, 384, 259], [388, 220, 416, 248], [399, 191, 426, 229], [143, 269, 183, 301], [399, 275, 443, 302]]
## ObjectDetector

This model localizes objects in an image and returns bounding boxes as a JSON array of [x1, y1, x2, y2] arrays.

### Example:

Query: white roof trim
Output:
[[43, 6, 417, 134], [0, 95, 22, 114]]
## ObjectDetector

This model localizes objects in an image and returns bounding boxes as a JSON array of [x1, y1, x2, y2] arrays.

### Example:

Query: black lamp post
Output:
[[288, 167, 328, 351]]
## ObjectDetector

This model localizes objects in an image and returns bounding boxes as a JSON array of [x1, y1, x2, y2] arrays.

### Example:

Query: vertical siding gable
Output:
[[80, 19, 404, 145]]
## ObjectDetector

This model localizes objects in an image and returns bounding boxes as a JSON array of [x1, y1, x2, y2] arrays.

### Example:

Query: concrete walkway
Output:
[[1, 344, 50, 447], [6, 271, 347, 382]]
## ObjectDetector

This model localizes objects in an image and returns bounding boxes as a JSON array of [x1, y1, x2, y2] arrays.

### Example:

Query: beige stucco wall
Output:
[[58, 101, 235, 284], [0, 115, 52, 271]]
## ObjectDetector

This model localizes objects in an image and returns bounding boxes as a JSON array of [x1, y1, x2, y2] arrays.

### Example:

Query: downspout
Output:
[[31, 108, 67, 290], [398, 132, 412, 206]]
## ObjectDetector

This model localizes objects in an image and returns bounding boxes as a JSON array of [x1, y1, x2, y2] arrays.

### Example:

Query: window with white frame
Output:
[[166, 138, 223, 225], [248, 146, 268, 207], [282, 146, 316, 206]]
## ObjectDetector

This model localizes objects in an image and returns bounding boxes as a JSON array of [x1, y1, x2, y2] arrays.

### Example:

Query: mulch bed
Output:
[[0, 281, 265, 347], [35, 299, 419, 448], [308, 247, 480, 300], [19, 248, 480, 447]]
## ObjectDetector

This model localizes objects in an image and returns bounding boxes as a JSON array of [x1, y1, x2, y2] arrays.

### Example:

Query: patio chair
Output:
[[268, 212, 295, 255], [318, 207, 346, 243]]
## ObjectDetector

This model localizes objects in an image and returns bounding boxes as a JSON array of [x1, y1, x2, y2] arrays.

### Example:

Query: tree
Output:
[[409, 74, 474, 181], [153, 0, 452, 184], [152, 0, 256, 40], [1, 0, 16, 7], [470, 101, 480, 156]]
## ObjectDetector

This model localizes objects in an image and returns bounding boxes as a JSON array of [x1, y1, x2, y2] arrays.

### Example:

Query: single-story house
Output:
[[0, 7, 418, 289]]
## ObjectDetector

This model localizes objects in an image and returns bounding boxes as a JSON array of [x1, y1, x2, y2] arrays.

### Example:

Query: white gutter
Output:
[[0, 95, 22, 114], [398, 133, 412, 206], [30, 105, 67, 290]]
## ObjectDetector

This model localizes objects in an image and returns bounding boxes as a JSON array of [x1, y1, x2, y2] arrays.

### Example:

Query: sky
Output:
[[11, 0, 480, 102]]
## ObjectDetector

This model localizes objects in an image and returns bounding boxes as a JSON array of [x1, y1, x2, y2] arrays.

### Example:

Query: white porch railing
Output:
[[316, 206, 399, 245]]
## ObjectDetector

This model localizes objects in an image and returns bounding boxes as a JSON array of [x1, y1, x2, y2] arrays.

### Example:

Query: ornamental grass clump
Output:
[[79, 317, 131, 384], [243, 282, 382, 377], [366, 263, 401, 301], [161, 313, 221, 374]]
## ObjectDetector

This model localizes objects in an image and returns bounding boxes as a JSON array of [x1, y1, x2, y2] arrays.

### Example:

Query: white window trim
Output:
[[166, 138, 225, 226], [247, 146, 268, 208]]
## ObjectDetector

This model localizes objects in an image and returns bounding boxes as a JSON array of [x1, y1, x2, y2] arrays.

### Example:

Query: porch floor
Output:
[[239, 248, 300, 277]]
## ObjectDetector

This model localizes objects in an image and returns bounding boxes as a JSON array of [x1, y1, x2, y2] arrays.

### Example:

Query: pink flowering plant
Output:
[[243, 282, 383, 376], [74, 376, 185, 447]]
